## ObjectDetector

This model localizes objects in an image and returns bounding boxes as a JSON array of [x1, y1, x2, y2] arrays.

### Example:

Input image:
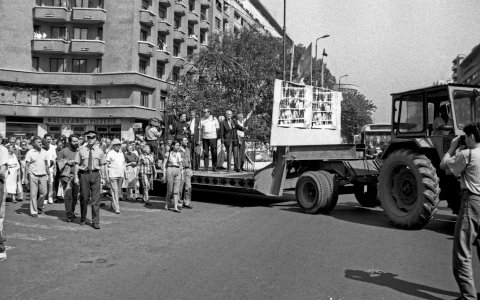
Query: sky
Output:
[[260, 0, 480, 123]]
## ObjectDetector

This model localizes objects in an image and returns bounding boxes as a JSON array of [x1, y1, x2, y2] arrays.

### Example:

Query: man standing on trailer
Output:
[[199, 109, 219, 172], [188, 110, 201, 170], [221, 110, 240, 172]]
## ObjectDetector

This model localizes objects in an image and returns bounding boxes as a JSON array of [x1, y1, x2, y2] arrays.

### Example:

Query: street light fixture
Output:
[[313, 34, 330, 86], [338, 74, 349, 91]]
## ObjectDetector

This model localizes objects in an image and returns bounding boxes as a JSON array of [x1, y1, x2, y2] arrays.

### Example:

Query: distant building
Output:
[[453, 43, 480, 86], [0, 0, 288, 139], [332, 83, 359, 94]]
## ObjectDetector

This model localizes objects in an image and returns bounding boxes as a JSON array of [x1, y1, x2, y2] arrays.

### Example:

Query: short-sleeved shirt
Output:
[[180, 147, 191, 168], [106, 149, 125, 178], [200, 116, 219, 139], [25, 148, 48, 176], [446, 148, 480, 195], [74, 145, 106, 171], [0, 145, 8, 167], [124, 152, 139, 164], [145, 125, 162, 141], [165, 151, 182, 167]]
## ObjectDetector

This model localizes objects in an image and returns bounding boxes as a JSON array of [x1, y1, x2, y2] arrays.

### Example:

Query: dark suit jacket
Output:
[[221, 119, 240, 145], [189, 117, 201, 144]]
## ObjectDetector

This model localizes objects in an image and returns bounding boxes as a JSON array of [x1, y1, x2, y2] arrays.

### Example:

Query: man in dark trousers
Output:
[[221, 110, 240, 172], [57, 135, 80, 222], [188, 110, 201, 170], [74, 131, 105, 229], [170, 112, 190, 142]]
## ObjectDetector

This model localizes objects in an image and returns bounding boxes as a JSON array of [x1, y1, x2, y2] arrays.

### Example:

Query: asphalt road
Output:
[[0, 190, 475, 300]]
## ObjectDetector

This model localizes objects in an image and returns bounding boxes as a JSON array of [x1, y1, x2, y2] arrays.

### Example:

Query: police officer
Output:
[[441, 122, 480, 300]]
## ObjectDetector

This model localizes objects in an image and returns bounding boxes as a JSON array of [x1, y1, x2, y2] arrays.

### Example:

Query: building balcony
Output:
[[171, 56, 186, 66], [199, 43, 208, 51], [156, 50, 171, 62], [158, 0, 173, 7], [0, 68, 166, 89], [187, 36, 198, 49], [71, 7, 106, 23], [223, 10, 229, 21], [173, 29, 186, 41], [71, 40, 105, 55], [158, 20, 172, 33], [452, 65, 458, 71], [174, 1, 186, 16], [200, 0, 210, 8], [31, 39, 69, 53], [187, 11, 199, 24], [33, 6, 70, 22], [200, 20, 210, 31], [138, 41, 155, 57], [140, 9, 156, 27]]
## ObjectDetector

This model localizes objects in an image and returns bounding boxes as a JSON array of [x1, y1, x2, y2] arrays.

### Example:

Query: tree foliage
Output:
[[340, 92, 377, 143]]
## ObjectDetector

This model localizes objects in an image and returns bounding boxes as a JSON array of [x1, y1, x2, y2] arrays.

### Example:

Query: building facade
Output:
[[452, 43, 480, 86], [0, 0, 285, 140]]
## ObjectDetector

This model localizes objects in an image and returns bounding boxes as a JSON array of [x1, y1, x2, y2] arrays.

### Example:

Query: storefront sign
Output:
[[45, 118, 121, 125]]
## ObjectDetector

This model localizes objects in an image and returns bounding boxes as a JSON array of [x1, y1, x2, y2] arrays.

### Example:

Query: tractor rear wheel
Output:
[[378, 150, 440, 229], [296, 171, 338, 214], [354, 183, 380, 207]]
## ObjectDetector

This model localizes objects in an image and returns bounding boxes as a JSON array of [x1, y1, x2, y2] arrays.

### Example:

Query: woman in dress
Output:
[[138, 144, 157, 206], [6, 144, 20, 203], [162, 140, 183, 213]]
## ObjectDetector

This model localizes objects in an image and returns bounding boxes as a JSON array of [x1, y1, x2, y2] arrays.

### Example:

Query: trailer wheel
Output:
[[378, 150, 440, 229], [354, 184, 380, 207], [295, 171, 338, 214]]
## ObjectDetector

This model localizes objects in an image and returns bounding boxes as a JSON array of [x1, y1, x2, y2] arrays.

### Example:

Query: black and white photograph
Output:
[[1, 0, 480, 299]]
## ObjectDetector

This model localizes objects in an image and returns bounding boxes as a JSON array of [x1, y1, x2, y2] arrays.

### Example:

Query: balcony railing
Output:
[[33, 6, 70, 22], [156, 49, 171, 62], [71, 7, 106, 23], [174, 0, 186, 16], [71, 40, 105, 54], [200, 19, 210, 31], [173, 29, 186, 41], [200, 0, 210, 8], [32, 39, 69, 53], [159, 0, 173, 7], [158, 20, 172, 33], [171, 56, 186, 66], [140, 9, 156, 27], [138, 41, 155, 57], [187, 11, 199, 24], [187, 36, 198, 49]]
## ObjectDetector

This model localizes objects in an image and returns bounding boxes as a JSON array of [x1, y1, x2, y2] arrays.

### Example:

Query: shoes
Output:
[[72, 215, 77, 219], [235, 169, 241, 172], [32, 214, 38, 218], [38, 209, 44, 215], [67, 217, 73, 222], [171, 208, 181, 213], [0, 252, 6, 262], [80, 221, 86, 226], [115, 211, 120, 214], [212, 168, 217, 172], [135, 197, 143, 202], [48, 197, 54, 204], [144, 202, 152, 207], [12, 199, 17, 203], [100, 203, 106, 207], [44, 200, 48, 205], [183, 204, 193, 209], [92, 224, 100, 230]]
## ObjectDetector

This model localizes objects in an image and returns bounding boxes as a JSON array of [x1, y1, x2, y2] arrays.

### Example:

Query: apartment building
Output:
[[452, 43, 480, 86], [0, 0, 286, 139]]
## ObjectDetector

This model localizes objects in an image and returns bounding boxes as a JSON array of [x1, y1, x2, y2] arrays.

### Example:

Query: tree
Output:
[[341, 92, 377, 143]]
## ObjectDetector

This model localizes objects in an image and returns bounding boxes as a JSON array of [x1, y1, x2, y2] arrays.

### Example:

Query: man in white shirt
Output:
[[26, 136, 50, 217], [43, 134, 57, 204], [0, 143, 9, 261], [188, 110, 201, 170], [199, 108, 219, 172], [106, 139, 125, 214]]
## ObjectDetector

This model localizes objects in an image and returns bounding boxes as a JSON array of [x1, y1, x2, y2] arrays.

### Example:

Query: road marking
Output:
[[6, 233, 53, 241]]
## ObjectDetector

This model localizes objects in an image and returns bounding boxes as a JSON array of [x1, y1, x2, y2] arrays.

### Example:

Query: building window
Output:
[[158, 6, 167, 19], [140, 92, 149, 107], [96, 59, 102, 73], [172, 66, 180, 82], [200, 8, 207, 21], [215, 17, 221, 29], [141, 0, 150, 9], [200, 31, 206, 44], [50, 58, 64, 72], [139, 60, 147, 74], [140, 29, 148, 41], [216, 0, 221, 12], [160, 90, 167, 110], [97, 27, 103, 40], [37, 0, 63, 7], [174, 16, 181, 30], [187, 48, 193, 57], [158, 34, 167, 50], [189, 0, 195, 11], [157, 61, 165, 79], [72, 59, 87, 73], [188, 24, 194, 36], [32, 57, 39, 71], [71, 90, 87, 105], [73, 27, 88, 39], [51, 27, 67, 40], [94, 90, 101, 105], [173, 42, 180, 56], [49, 90, 66, 105]]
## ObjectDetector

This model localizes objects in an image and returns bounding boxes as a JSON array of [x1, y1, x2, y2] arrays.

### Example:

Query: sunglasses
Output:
[[86, 136, 96, 140]]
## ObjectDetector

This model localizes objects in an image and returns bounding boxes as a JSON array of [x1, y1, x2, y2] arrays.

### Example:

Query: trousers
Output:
[[109, 177, 123, 213], [61, 178, 79, 218], [180, 168, 192, 206], [0, 180, 6, 253], [453, 190, 480, 300], [224, 141, 239, 171], [165, 167, 181, 204], [79, 172, 101, 225], [29, 174, 47, 215], [202, 138, 217, 170]]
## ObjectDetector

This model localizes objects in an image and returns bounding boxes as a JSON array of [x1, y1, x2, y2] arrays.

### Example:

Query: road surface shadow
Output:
[[279, 201, 457, 236], [345, 269, 459, 300], [192, 189, 290, 207]]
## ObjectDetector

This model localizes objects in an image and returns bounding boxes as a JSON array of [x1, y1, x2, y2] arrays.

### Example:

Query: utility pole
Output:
[[321, 51, 325, 87], [314, 35, 330, 86], [283, 0, 286, 81]]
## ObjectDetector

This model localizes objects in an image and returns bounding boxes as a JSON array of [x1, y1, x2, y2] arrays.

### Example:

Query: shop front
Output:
[[4, 116, 44, 139], [44, 117, 123, 139]]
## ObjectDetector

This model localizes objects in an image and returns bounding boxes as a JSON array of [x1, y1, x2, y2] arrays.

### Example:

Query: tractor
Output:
[[378, 84, 480, 229]]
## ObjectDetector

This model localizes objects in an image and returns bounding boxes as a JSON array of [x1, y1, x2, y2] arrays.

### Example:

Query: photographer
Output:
[[440, 122, 480, 300], [169, 112, 190, 142]]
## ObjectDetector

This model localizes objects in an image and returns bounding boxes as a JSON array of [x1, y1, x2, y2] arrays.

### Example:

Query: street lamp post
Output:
[[338, 74, 348, 91], [314, 34, 330, 86]]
